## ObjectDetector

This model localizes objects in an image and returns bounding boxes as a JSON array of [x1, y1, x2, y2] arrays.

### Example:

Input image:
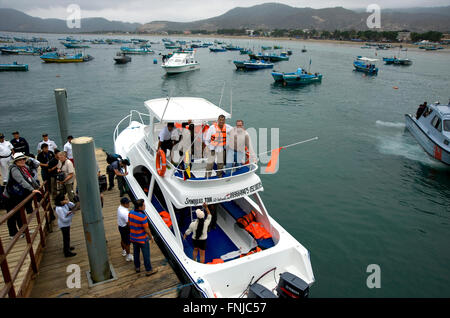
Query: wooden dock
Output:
[[1, 148, 181, 298]]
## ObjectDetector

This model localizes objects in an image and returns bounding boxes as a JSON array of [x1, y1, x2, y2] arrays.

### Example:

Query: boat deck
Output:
[[1, 148, 181, 298]]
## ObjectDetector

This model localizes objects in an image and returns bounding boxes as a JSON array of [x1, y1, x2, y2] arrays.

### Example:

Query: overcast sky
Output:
[[0, 0, 448, 23]]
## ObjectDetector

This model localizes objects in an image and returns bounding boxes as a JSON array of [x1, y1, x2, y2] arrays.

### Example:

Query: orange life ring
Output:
[[245, 146, 250, 164], [156, 149, 167, 177]]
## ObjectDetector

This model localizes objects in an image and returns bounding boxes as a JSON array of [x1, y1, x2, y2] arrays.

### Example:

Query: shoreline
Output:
[[2, 30, 448, 53]]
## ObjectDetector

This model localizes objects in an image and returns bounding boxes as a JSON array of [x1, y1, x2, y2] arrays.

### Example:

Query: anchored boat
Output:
[[353, 56, 378, 75], [0, 61, 28, 71], [405, 101, 450, 165], [209, 47, 227, 52], [272, 68, 322, 86], [233, 59, 274, 70], [113, 52, 131, 64], [120, 46, 154, 54], [113, 97, 315, 298], [40, 52, 93, 63], [162, 52, 199, 74]]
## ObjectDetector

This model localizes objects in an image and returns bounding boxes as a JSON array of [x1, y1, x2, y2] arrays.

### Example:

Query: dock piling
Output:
[[72, 136, 112, 284], [54, 88, 71, 146]]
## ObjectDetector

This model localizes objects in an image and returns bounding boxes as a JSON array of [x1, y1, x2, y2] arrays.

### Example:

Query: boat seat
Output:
[[221, 201, 275, 250]]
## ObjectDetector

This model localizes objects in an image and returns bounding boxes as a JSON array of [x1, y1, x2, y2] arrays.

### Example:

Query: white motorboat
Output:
[[113, 97, 315, 298], [405, 101, 450, 165], [161, 52, 199, 74]]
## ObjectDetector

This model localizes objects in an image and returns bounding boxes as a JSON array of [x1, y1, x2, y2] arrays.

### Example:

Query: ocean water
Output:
[[1, 33, 450, 297]]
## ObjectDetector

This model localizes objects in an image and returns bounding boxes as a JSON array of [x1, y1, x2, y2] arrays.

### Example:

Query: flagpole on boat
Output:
[[257, 136, 319, 156]]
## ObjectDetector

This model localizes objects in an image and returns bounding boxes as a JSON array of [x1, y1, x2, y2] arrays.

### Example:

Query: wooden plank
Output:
[[27, 148, 180, 298]]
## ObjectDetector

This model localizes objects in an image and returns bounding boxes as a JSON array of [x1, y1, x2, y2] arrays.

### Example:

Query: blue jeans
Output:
[[133, 240, 152, 272]]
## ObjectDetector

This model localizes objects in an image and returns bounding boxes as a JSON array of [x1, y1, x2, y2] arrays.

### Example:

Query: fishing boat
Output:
[[113, 52, 131, 64], [273, 45, 283, 49], [161, 52, 199, 74], [301, 46, 307, 53], [249, 52, 289, 62], [353, 56, 378, 75], [224, 45, 242, 51], [0, 61, 28, 71], [40, 52, 93, 63], [361, 46, 372, 49], [233, 59, 274, 70], [383, 57, 412, 65], [120, 46, 154, 54], [240, 48, 253, 55], [287, 50, 293, 56], [405, 101, 450, 165], [261, 46, 272, 51], [209, 47, 227, 52], [272, 68, 322, 86], [113, 96, 315, 298], [63, 43, 90, 49]]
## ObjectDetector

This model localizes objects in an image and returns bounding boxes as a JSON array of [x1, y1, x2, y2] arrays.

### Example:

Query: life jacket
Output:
[[159, 211, 172, 228], [236, 210, 257, 229], [239, 247, 262, 258], [207, 258, 224, 264], [245, 222, 272, 240], [210, 123, 227, 147]]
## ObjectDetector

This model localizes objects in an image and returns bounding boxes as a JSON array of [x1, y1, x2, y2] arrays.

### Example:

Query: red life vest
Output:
[[236, 210, 257, 228], [159, 211, 172, 228], [207, 258, 224, 264], [210, 123, 227, 147], [245, 222, 272, 240]]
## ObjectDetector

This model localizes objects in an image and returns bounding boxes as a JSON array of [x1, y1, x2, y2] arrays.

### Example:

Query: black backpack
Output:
[[106, 152, 122, 164]]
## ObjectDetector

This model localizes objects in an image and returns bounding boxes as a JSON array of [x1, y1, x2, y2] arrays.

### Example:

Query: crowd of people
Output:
[[157, 115, 256, 178]]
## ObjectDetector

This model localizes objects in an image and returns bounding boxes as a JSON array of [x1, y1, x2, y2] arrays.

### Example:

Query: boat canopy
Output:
[[144, 97, 231, 123], [357, 56, 378, 62]]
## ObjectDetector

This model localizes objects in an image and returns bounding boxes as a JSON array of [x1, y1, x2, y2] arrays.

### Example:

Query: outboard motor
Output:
[[276, 272, 309, 298], [247, 283, 277, 298]]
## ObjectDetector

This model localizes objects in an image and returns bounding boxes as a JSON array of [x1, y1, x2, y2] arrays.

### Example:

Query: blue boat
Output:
[[240, 48, 253, 55], [249, 52, 289, 62], [209, 47, 227, 52], [233, 59, 274, 70], [272, 67, 322, 86], [63, 43, 90, 49], [353, 56, 378, 75], [120, 46, 154, 54], [0, 61, 28, 71], [224, 45, 242, 51]]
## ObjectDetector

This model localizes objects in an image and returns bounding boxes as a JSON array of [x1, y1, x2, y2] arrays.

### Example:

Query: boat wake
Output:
[[377, 134, 443, 167], [375, 120, 406, 129]]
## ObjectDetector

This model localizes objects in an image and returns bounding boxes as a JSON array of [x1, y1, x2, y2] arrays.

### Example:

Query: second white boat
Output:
[[162, 52, 200, 74]]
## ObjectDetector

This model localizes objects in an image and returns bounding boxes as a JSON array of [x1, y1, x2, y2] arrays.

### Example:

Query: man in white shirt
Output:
[[117, 197, 133, 262], [56, 151, 75, 202], [225, 120, 256, 175], [0, 133, 14, 184], [204, 115, 232, 178], [64, 135, 74, 164], [37, 133, 58, 154], [158, 122, 181, 164]]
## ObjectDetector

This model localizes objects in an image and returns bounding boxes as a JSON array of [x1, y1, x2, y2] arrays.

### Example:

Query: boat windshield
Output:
[[444, 120, 450, 132]]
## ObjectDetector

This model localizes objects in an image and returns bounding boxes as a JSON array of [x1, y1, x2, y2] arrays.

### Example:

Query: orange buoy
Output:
[[393, 86, 399, 89], [156, 149, 167, 177]]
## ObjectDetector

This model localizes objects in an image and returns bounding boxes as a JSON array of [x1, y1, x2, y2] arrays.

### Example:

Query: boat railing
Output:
[[165, 157, 259, 182], [113, 110, 150, 143]]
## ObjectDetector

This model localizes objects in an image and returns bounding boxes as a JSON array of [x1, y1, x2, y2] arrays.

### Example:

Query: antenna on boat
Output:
[[218, 81, 226, 108], [230, 86, 233, 118], [161, 96, 171, 121]]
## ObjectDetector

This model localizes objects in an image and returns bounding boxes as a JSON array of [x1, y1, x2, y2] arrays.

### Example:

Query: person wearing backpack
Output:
[[3, 153, 41, 238], [106, 154, 130, 197]]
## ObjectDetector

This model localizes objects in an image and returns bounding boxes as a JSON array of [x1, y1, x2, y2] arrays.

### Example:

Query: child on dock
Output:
[[117, 197, 133, 262]]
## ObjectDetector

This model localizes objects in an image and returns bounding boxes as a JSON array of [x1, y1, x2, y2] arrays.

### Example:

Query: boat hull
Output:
[[353, 62, 378, 74], [162, 63, 200, 74], [0, 64, 28, 71], [40, 58, 84, 63], [405, 114, 450, 165]]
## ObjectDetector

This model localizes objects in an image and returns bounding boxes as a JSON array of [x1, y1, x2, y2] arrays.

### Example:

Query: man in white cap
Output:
[[37, 133, 57, 154], [0, 133, 15, 185], [183, 203, 212, 263]]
